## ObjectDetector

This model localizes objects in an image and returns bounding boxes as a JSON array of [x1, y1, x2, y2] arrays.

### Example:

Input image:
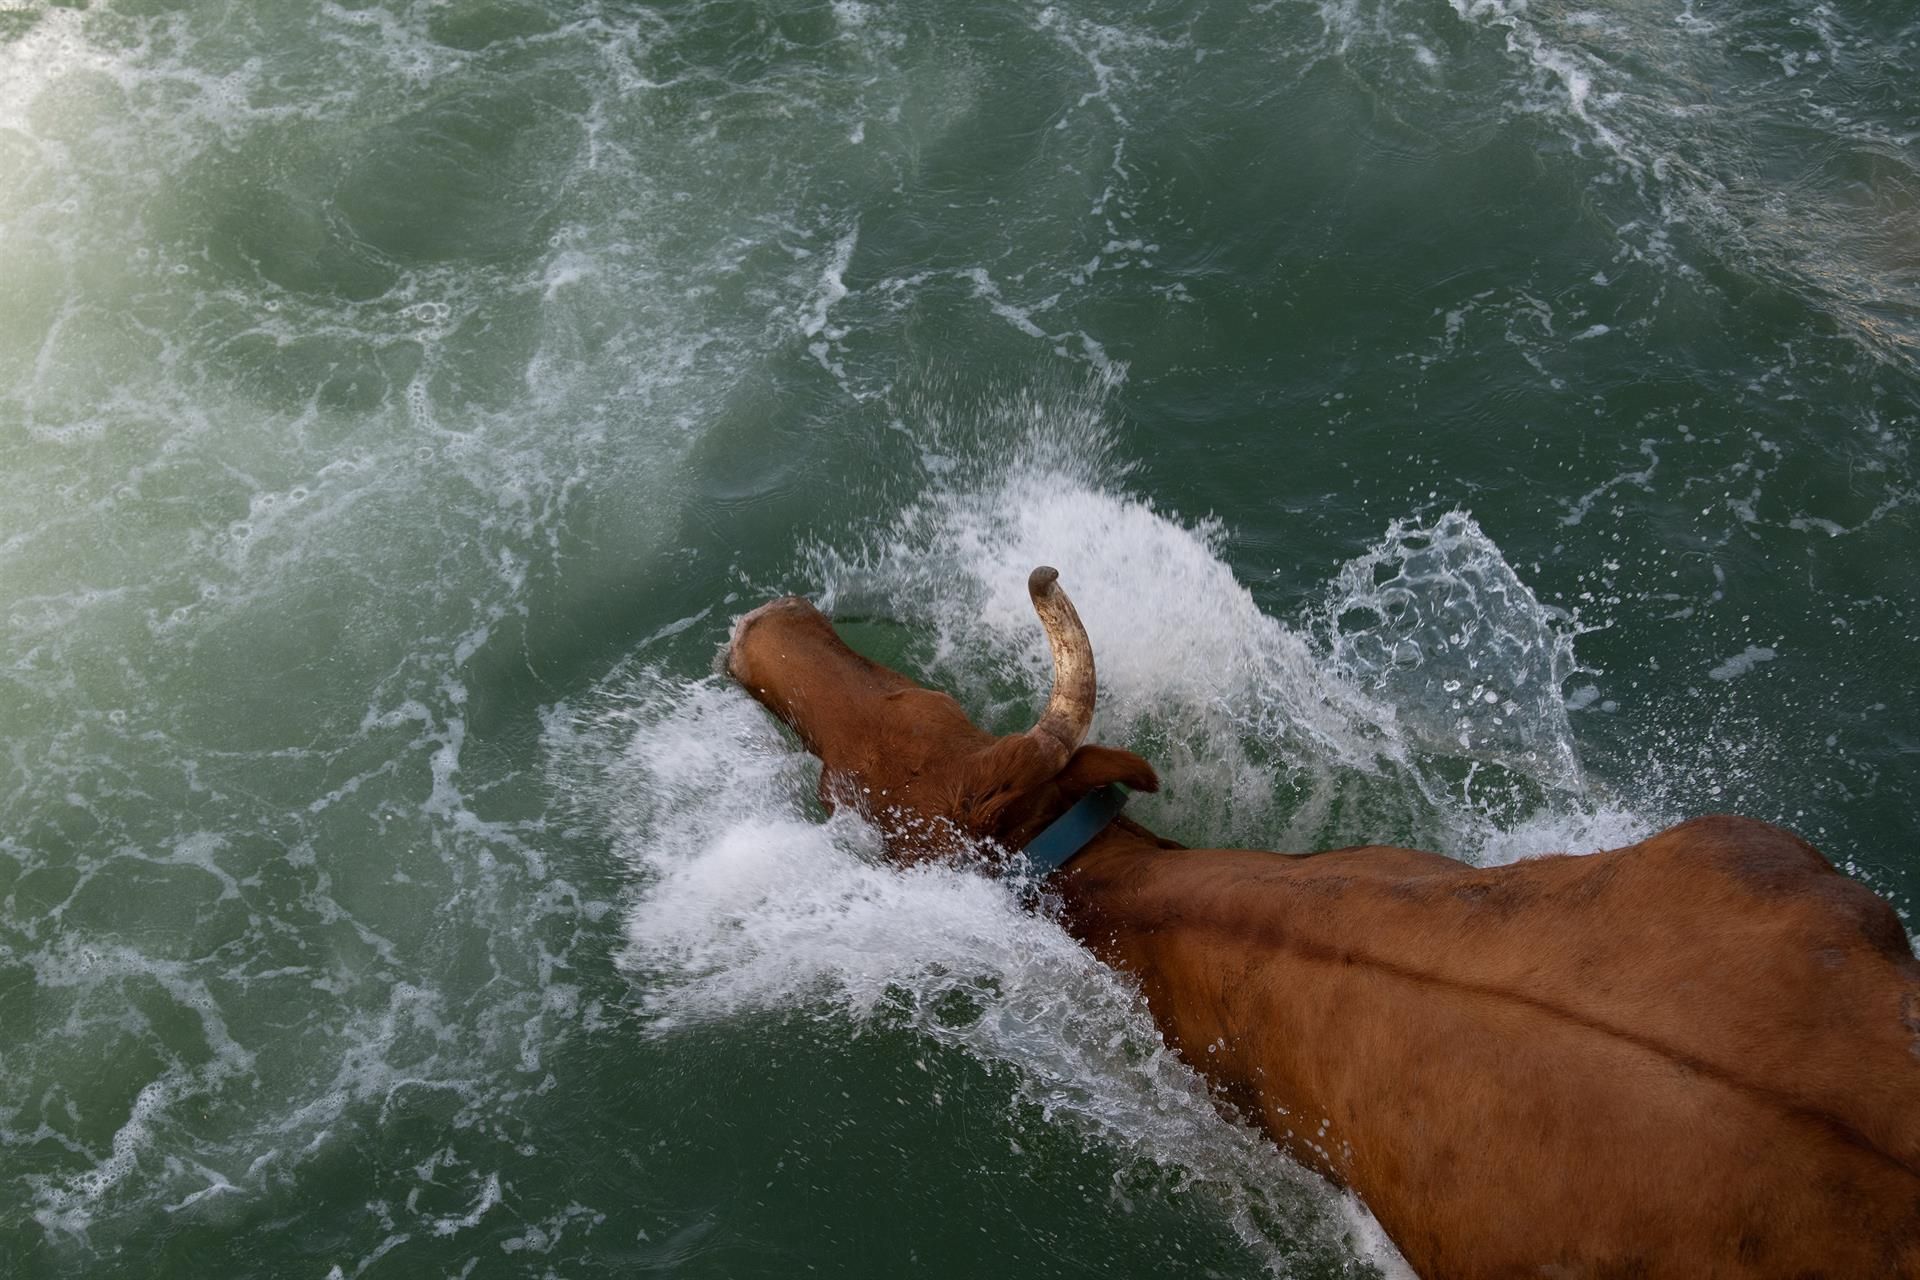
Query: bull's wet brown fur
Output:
[[727, 573, 1920, 1279]]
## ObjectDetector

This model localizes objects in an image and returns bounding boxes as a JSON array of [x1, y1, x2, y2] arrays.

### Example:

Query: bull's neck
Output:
[[1047, 816, 1185, 951]]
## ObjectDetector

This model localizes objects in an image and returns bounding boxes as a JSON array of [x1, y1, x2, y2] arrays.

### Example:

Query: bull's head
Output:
[[727, 567, 1159, 864]]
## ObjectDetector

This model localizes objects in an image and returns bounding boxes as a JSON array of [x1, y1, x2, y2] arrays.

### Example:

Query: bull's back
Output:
[[1073, 816, 1920, 1276]]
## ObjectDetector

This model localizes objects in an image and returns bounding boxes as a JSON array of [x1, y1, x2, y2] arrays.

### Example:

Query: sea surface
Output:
[[2, 0, 1917, 1275]]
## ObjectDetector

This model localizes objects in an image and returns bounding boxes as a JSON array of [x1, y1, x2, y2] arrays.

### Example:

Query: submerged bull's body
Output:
[[1060, 817, 1920, 1276], [726, 571, 1920, 1278]]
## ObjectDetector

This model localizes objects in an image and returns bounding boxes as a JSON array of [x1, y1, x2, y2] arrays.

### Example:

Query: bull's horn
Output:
[[1027, 566, 1095, 762]]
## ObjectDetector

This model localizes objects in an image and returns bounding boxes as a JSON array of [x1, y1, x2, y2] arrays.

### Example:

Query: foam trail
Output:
[[0, 0, 869, 1250]]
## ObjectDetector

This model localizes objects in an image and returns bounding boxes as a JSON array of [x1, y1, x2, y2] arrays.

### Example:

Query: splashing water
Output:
[[1320, 509, 1583, 794], [810, 391, 1640, 855], [556, 667, 1411, 1277], [551, 394, 1676, 1277]]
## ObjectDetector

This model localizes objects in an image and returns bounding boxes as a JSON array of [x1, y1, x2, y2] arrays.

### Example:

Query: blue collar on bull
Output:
[[1017, 783, 1129, 877]]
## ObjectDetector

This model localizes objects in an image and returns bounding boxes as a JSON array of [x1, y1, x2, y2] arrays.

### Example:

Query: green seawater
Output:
[[2, 0, 1916, 1275]]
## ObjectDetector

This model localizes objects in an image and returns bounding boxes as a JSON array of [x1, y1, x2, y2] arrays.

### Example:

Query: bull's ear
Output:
[[957, 736, 1159, 840], [1055, 744, 1159, 796], [967, 738, 1159, 803]]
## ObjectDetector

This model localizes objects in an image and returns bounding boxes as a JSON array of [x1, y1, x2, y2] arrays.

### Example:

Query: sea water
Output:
[[2, 0, 1916, 1275]]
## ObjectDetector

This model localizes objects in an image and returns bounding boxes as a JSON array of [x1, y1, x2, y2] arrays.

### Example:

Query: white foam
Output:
[[1707, 645, 1777, 682], [1560, 440, 1660, 528], [1031, 7, 1183, 121], [428, 1171, 501, 1237], [1469, 803, 1657, 867], [963, 267, 1055, 340], [0, 8, 116, 134], [800, 227, 859, 340], [26, 944, 261, 1237]]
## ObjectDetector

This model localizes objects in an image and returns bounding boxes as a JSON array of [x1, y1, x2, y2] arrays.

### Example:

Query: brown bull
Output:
[[726, 567, 1920, 1278]]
